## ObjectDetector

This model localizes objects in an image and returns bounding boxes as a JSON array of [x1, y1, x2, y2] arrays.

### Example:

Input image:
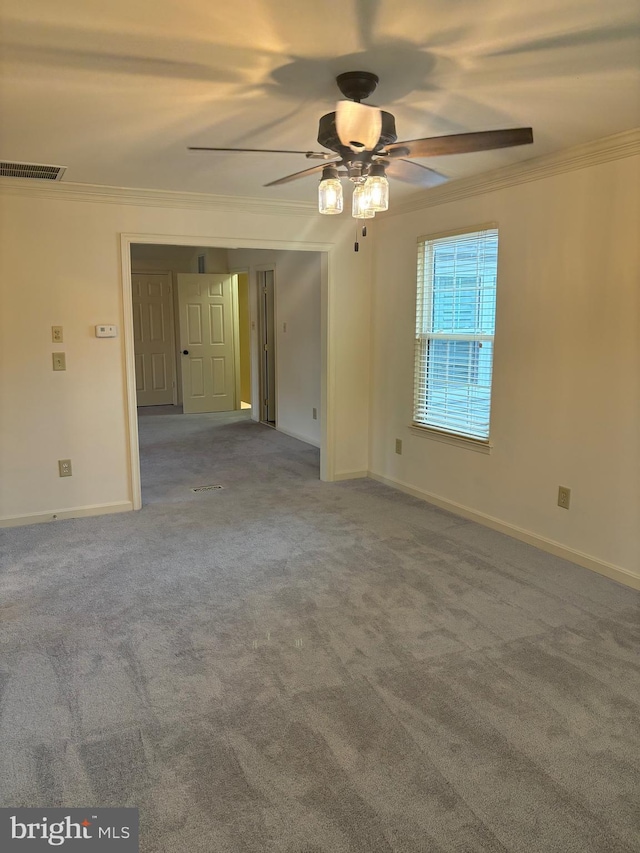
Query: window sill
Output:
[[409, 424, 493, 454]]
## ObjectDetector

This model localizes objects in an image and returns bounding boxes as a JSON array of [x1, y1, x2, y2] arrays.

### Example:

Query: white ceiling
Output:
[[1, 0, 639, 203]]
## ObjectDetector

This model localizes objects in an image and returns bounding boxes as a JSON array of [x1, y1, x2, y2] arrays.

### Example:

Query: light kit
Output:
[[319, 161, 386, 219]]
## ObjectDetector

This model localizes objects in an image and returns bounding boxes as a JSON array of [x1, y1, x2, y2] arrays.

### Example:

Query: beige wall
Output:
[[130, 243, 199, 273], [370, 152, 640, 583], [130, 244, 229, 274], [0, 190, 371, 523], [200, 247, 230, 274], [3, 139, 634, 586], [228, 248, 323, 447]]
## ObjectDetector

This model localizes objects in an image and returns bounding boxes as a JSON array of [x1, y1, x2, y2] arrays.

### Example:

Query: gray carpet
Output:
[[1, 412, 639, 852]]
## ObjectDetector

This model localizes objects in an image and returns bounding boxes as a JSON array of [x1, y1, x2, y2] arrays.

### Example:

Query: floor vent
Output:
[[0, 161, 67, 181], [191, 484, 224, 492]]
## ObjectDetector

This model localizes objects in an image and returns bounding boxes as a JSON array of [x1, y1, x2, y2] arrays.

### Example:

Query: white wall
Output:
[[275, 252, 322, 446], [228, 248, 322, 447], [130, 243, 200, 273], [1, 140, 636, 587], [370, 152, 640, 584], [0, 189, 371, 523], [130, 244, 229, 274], [200, 247, 230, 273]]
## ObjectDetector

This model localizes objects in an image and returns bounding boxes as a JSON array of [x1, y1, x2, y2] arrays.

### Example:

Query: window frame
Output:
[[413, 224, 498, 447]]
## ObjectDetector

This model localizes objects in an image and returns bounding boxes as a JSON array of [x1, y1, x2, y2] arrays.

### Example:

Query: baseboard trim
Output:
[[368, 472, 640, 590], [333, 470, 369, 481], [276, 426, 320, 448], [0, 501, 134, 528]]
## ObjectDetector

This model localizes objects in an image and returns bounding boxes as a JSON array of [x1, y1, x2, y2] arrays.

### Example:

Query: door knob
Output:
[[182, 350, 189, 355]]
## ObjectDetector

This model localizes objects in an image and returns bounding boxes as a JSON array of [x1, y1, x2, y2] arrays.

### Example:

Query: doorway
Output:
[[121, 234, 331, 509], [130, 245, 251, 418], [258, 268, 276, 426]]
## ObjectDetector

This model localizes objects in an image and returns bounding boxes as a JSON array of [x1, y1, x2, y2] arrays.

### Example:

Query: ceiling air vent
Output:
[[0, 161, 67, 181]]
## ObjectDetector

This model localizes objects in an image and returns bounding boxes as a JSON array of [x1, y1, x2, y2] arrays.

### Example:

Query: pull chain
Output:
[[354, 221, 369, 252]]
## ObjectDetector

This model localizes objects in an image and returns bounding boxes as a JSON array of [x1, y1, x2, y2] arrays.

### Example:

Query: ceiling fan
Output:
[[189, 70, 533, 206]]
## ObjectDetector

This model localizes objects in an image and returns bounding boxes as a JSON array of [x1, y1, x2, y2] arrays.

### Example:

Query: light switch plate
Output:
[[52, 352, 66, 371]]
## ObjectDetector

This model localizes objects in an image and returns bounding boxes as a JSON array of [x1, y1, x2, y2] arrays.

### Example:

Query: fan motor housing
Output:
[[317, 111, 397, 154]]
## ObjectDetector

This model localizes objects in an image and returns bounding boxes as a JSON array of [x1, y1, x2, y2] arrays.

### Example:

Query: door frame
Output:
[[229, 268, 252, 410], [120, 233, 333, 510], [256, 265, 277, 426]]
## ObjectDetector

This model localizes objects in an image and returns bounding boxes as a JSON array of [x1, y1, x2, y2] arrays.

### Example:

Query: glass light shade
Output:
[[352, 184, 376, 219], [364, 174, 389, 211], [318, 178, 343, 214], [336, 101, 382, 151]]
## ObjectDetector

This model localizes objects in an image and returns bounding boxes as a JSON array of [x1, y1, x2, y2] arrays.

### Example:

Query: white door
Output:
[[178, 273, 236, 414], [132, 272, 175, 406]]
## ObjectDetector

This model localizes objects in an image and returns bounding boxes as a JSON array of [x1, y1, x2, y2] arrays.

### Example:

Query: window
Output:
[[414, 226, 498, 441]]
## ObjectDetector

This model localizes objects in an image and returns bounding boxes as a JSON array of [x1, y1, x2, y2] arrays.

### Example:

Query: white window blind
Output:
[[414, 227, 498, 440]]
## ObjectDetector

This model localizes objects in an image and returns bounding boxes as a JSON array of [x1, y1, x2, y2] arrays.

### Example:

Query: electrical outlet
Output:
[[312, 407, 317, 420], [51, 326, 63, 343], [395, 438, 403, 455], [557, 486, 571, 509], [52, 352, 66, 371], [58, 459, 72, 477]]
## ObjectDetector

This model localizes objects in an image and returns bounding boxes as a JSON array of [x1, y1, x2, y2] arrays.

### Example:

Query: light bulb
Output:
[[364, 162, 389, 212], [364, 176, 388, 211], [352, 184, 375, 219], [318, 165, 343, 214]]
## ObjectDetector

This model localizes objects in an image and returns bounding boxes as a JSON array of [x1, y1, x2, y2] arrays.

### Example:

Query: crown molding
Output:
[[388, 127, 640, 216], [0, 178, 319, 217], [2, 129, 637, 218]]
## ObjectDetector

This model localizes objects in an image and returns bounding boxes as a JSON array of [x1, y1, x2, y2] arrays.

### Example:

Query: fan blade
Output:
[[355, 0, 381, 50], [384, 128, 534, 159], [4, 42, 239, 82], [335, 101, 382, 151], [188, 147, 332, 159], [264, 161, 340, 187], [384, 159, 449, 188], [485, 24, 640, 58], [3, 19, 282, 83]]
